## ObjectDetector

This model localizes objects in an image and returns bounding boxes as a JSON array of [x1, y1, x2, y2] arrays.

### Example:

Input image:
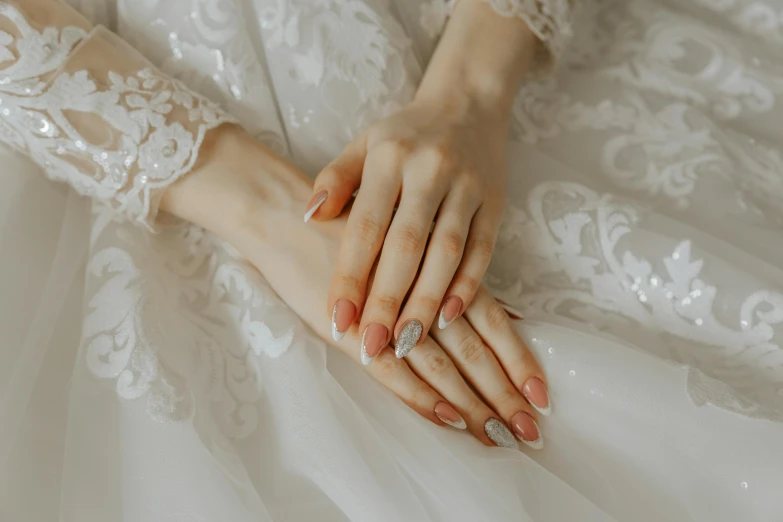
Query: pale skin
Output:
[[307, 0, 540, 362], [161, 126, 551, 447]]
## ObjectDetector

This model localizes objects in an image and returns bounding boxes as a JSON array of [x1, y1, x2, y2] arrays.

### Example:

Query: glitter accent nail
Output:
[[484, 418, 518, 449], [395, 319, 422, 358]]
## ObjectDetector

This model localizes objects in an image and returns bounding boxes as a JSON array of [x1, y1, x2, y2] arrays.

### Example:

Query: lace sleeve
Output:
[[435, 0, 574, 73], [0, 0, 236, 229]]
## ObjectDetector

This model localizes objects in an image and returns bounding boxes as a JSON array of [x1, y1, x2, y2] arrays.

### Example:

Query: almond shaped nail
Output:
[[511, 411, 544, 450], [434, 402, 466, 430], [484, 418, 518, 449], [303, 191, 327, 223], [522, 377, 551, 416], [438, 296, 463, 330]]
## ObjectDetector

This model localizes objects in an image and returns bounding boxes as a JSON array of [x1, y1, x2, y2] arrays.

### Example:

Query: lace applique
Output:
[[0, 3, 235, 228], [419, 0, 574, 70], [489, 181, 783, 421], [84, 212, 297, 436]]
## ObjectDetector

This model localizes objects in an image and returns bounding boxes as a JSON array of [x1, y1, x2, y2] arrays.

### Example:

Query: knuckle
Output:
[[485, 303, 510, 330], [375, 355, 403, 378], [493, 386, 523, 408], [353, 214, 383, 243], [372, 293, 400, 314], [423, 352, 452, 377], [439, 228, 466, 258], [395, 223, 424, 254], [458, 275, 481, 298], [471, 237, 496, 262], [458, 335, 487, 364], [409, 382, 431, 409], [336, 274, 362, 294], [415, 296, 441, 318]]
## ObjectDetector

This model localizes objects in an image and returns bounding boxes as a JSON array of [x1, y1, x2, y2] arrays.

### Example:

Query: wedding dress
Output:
[[2, 0, 782, 520]]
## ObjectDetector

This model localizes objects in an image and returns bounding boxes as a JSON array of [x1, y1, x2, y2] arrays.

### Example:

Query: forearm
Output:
[[415, 0, 539, 123]]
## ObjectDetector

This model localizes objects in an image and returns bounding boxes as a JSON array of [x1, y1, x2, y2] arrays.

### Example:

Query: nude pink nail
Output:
[[511, 411, 543, 450], [361, 323, 388, 365], [331, 299, 356, 341], [304, 191, 327, 222], [522, 377, 551, 416], [434, 402, 466, 429], [438, 296, 463, 329]]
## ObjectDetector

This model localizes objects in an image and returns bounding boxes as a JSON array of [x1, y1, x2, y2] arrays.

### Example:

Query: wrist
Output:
[[160, 124, 311, 242], [415, 0, 537, 120]]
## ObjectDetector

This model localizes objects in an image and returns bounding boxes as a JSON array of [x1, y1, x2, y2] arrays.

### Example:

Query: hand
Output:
[[305, 0, 539, 360], [161, 126, 551, 449]]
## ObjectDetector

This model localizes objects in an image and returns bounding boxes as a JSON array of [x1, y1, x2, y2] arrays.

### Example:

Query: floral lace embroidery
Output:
[[489, 181, 783, 421], [0, 3, 235, 228], [419, 0, 574, 68], [84, 210, 297, 436]]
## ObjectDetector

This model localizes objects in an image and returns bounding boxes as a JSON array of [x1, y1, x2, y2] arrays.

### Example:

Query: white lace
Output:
[[421, 0, 574, 70], [0, 2, 234, 228]]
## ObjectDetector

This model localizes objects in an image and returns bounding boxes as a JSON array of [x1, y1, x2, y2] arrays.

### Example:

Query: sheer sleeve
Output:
[[439, 0, 575, 74], [0, 0, 236, 229]]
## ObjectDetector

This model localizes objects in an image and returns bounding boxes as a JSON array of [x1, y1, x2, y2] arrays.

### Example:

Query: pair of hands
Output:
[[163, 110, 550, 449]]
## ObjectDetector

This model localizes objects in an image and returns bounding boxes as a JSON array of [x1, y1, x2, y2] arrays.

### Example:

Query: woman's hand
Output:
[[161, 126, 551, 449], [305, 0, 540, 360]]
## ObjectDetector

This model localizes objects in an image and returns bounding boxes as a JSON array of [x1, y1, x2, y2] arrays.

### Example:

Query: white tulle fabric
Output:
[[2, 0, 783, 521]]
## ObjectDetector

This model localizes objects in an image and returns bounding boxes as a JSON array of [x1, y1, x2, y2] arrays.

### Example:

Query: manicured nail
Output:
[[331, 299, 356, 342], [484, 418, 518, 449], [303, 191, 327, 223], [522, 377, 551, 416], [361, 323, 388, 366], [395, 319, 422, 358], [496, 298, 524, 321], [434, 402, 466, 430], [438, 296, 463, 329], [511, 412, 543, 450]]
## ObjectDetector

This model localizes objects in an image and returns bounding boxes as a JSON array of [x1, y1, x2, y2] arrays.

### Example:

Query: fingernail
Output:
[[303, 191, 327, 223], [522, 377, 551, 416], [361, 323, 388, 366], [484, 418, 518, 449], [434, 402, 466, 430], [331, 299, 356, 342], [511, 412, 543, 450], [438, 296, 463, 329], [395, 319, 422, 358]]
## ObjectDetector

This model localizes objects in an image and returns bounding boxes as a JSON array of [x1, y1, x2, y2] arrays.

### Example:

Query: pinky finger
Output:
[[438, 204, 503, 329], [366, 350, 466, 429]]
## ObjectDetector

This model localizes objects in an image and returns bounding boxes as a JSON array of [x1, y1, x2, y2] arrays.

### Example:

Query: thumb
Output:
[[305, 135, 367, 222]]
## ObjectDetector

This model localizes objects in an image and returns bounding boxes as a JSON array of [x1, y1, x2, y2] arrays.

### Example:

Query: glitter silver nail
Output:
[[331, 304, 345, 342], [395, 319, 422, 358], [484, 418, 518, 449]]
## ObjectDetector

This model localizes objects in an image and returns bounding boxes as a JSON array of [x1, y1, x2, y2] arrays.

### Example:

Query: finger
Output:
[[363, 347, 463, 428], [394, 190, 478, 341], [305, 135, 367, 222], [441, 202, 504, 323], [405, 337, 517, 448], [465, 289, 550, 416], [361, 188, 442, 360], [328, 149, 400, 342], [432, 316, 543, 450]]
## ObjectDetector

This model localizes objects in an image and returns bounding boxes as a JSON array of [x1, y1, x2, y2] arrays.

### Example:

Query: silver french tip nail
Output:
[[395, 319, 422, 358], [437, 308, 450, 330], [303, 192, 327, 223], [360, 328, 374, 366], [532, 403, 552, 417], [484, 418, 518, 449], [519, 435, 544, 450], [331, 304, 345, 342], [436, 414, 467, 430]]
